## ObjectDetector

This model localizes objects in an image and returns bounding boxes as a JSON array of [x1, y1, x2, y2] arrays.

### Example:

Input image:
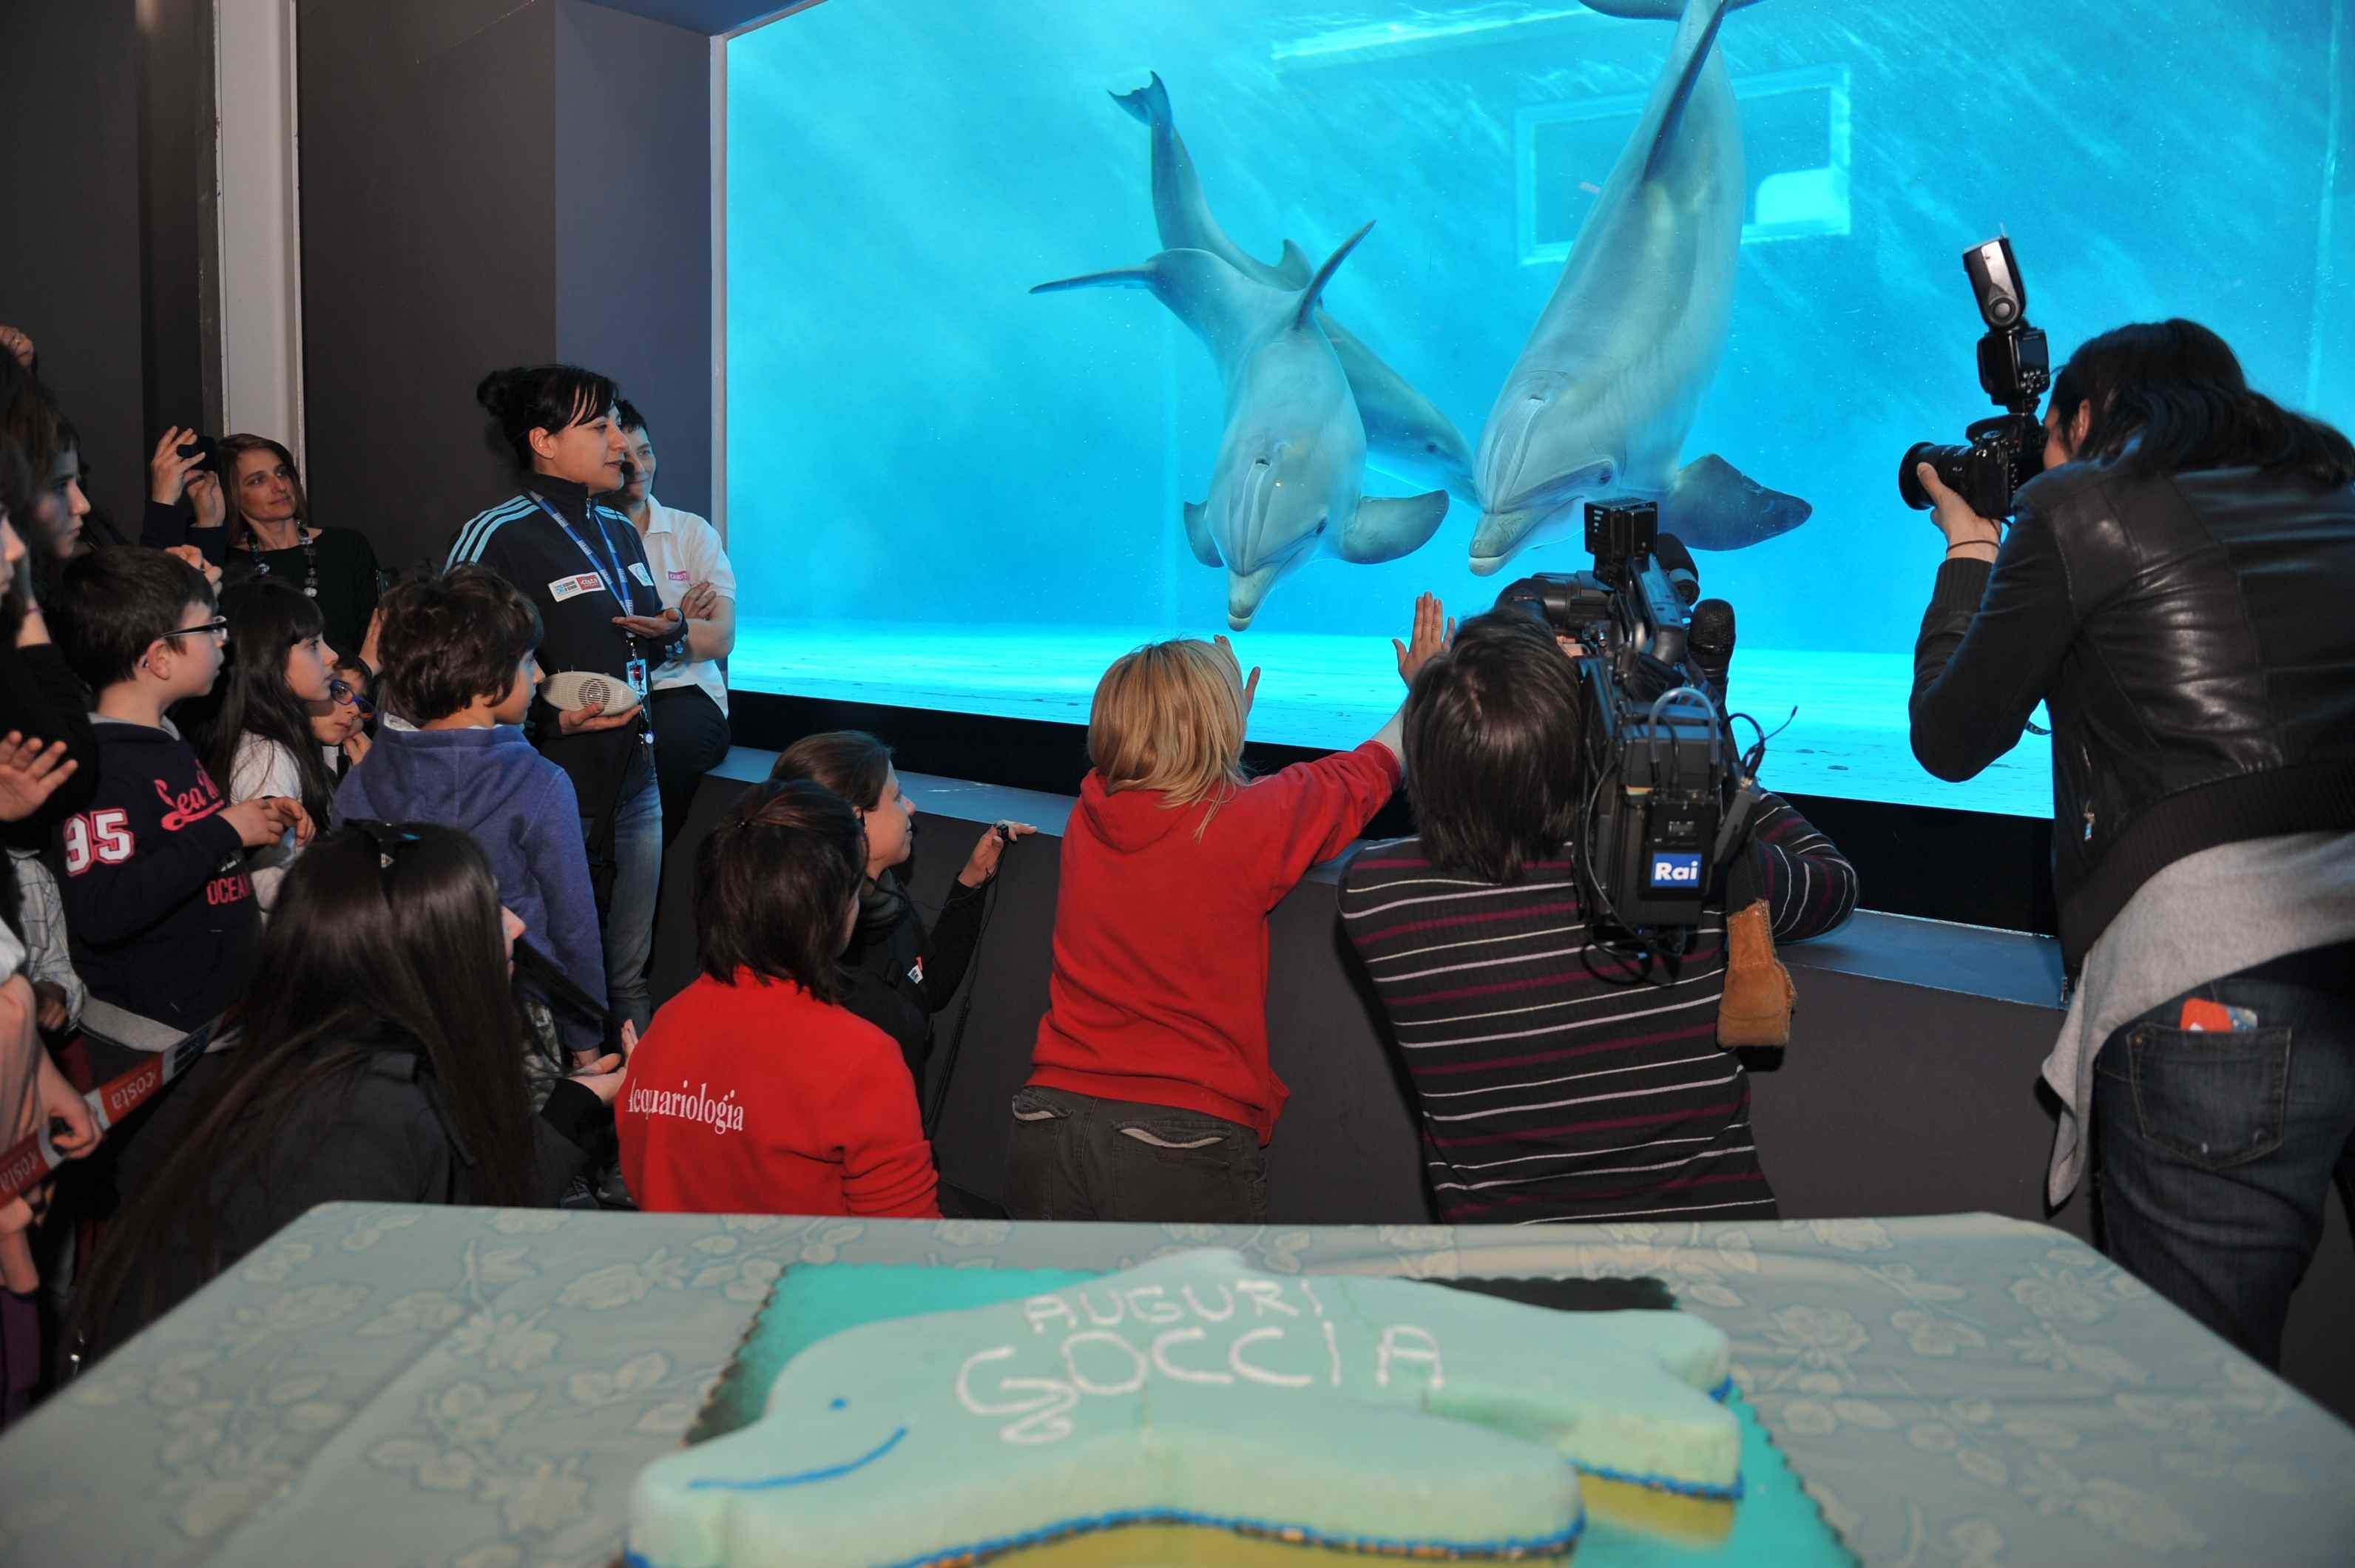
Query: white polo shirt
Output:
[[633, 496, 736, 717]]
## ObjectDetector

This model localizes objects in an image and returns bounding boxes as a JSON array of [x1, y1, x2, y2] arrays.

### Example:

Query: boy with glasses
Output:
[[45, 549, 300, 1195]]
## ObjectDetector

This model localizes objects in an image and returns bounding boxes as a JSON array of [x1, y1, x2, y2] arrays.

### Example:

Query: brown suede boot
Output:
[[1718, 899, 1795, 1047]]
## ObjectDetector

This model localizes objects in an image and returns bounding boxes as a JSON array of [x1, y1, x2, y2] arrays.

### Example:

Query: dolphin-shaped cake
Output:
[[1470, 0, 1811, 574], [1035, 227, 1450, 629], [1112, 72, 1480, 510]]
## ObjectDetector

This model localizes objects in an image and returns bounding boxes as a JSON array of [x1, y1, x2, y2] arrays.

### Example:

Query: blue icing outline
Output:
[[685, 1426, 908, 1491], [1578, 1460, 1745, 1501], [629, 1502, 1583, 1568], [1710, 1374, 1734, 1402]]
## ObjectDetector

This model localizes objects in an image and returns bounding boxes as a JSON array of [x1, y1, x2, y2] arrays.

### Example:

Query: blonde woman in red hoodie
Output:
[[1009, 595, 1452, 1222]]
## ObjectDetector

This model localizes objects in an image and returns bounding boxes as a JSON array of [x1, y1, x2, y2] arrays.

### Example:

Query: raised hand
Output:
[[163, 544, 222, 588], [1213, 634, 1261, 722], [187, 470, 227, 530], [148, 426, 205, 507], [1393, 592, 1454, 686], [0, 733, 76, 823]]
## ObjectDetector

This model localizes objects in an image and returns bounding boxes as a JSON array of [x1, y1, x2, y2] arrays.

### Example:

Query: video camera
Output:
[[1899, 235, 2050, 518], [1495, 500, 1757, 944]]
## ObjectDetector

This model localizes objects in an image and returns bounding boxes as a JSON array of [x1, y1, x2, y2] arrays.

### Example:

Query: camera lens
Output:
[[1897, 442, 1967, 510]]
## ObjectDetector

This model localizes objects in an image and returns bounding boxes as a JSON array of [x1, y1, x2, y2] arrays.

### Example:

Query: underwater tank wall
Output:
[[722, 0, 2348, 816]]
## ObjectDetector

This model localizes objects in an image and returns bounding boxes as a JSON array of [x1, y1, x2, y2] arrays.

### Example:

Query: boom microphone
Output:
[[1651, 532, 1700, 605], [1688, 597, 1735, 709]]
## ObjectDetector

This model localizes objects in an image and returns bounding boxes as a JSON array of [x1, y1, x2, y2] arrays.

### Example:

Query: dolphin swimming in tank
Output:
[[1470, 0, 1810, 574], [1111, 72, 1480, 510], [1033, 226, 1450, 629]]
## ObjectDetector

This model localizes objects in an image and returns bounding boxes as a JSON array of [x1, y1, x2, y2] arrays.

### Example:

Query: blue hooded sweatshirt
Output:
[[337, 724, 607, 1053]]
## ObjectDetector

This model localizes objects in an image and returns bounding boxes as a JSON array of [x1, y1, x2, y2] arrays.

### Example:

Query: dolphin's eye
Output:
[[1425, 442, 1441, 453]]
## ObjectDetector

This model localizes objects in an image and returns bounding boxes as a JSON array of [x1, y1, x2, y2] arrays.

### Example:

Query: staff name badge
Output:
[[548, 572, 604, 603], [629, 561, 655, 587], [667, 569, 692, 583]]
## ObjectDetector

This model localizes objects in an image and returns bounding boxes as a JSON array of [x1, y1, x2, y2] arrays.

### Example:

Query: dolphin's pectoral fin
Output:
[[1274, 238, 1314, 289], [1336, 491, 1450, 564], [1663, 454, 1812, 550], [1643, 1, 1736, 183], [1108, 70, 1170, 128], [1030, 266, 1158, 297], [1182, 500, 1223, 568]]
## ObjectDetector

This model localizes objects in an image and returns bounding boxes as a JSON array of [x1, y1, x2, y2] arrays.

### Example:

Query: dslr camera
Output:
[[1495, 501, 1751, 943], [1898, 235, 2050, 518]]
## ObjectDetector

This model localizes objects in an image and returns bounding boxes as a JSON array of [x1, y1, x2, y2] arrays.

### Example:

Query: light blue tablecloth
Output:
[[2, 1207, 2349, 1564]]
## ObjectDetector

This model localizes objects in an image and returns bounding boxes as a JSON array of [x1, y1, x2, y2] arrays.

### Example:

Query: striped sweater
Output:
[[1338, 795, 1857, 1226]]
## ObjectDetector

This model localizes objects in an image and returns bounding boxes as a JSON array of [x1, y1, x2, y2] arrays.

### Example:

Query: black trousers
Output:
[[649, 686, 731, 854]]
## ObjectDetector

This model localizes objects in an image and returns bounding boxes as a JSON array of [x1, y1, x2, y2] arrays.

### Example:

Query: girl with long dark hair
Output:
[[184, 578, 337, 910], [71, 822, 625, 1358]]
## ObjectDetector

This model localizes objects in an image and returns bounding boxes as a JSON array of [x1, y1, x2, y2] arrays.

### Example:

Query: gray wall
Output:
[[0, 1, 195, 535], [656, 751, 2355, 1425], [296, 0, 709, 571]]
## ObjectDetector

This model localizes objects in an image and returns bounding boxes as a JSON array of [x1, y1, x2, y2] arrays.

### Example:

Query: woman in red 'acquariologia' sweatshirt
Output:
[[1009, 594, 1453, 1225], [616, 780, 939, 1219]]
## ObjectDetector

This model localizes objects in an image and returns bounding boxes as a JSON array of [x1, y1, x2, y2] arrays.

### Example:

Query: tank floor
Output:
[[730, 621, 2050, 818]]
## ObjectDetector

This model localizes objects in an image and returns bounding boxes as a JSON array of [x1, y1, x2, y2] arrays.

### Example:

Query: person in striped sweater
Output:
[[1339, 612, 1858, 1226]]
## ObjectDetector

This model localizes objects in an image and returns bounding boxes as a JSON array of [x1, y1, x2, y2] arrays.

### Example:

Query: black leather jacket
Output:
[[1911, 459, 2355, 968]]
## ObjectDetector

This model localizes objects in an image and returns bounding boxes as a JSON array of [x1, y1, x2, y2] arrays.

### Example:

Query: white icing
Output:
[[1062, 1330, 1148, 1396], [1022, 1296, 1075, 1336], [1076, 1288, 1126, 1326], [1235, 1279, 1298, 1318], [1150, 1327, 1232, 1385], [1376, 1325, 1444, 1392], [1182, 1283, 1234, 1321], [1322, 1319, 1342, 1386], [1229, 1327, 1314, 1388], [1126, 1285, 1185, 1325]]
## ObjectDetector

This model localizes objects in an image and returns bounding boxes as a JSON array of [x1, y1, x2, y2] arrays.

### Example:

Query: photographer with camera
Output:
[[1341, 609, 1856, 1224], [1908, 303, 2355, 1369]]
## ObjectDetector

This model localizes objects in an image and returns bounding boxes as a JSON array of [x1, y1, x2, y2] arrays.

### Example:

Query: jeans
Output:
[[2092, 939, 2355, 1369], [1005, 1084, 1267, 1223], [590, 745, 663, 1035], [649, 686, 731, 855]]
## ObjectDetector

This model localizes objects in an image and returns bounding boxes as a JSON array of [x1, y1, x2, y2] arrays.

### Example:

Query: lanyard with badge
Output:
[[529, 491, 655, 725]]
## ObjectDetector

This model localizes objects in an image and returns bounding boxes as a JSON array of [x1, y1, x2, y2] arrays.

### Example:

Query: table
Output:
[[3, 1208, 2349, 1564]]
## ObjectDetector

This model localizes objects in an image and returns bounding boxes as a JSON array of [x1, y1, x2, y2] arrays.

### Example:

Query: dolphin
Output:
[[1111, 72, 1479, 508], [1469, 0, 1810, 575], [1035, 226, 1449, 629]]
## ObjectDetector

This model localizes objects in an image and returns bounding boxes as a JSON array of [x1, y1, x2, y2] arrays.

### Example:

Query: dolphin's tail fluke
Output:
[[1109, 71, 1172, 129], [1663, 453, 1811, 550], [1291, 222, 1374, 332]]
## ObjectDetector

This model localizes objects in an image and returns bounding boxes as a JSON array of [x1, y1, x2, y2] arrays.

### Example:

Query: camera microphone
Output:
[[1651, 532, 1700, 605], [1688, 597, 1735, 709]]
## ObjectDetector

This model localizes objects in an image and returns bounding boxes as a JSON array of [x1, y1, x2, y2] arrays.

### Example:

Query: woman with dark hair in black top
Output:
[[445, 365, 683, 1035]]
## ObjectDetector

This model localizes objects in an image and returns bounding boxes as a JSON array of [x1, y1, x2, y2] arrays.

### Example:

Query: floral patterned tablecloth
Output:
[[1, 1206, 2348, 1566]]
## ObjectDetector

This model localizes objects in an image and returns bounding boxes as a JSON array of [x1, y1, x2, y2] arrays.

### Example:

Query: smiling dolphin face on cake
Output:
[[626, 1248, 1740, 1568]]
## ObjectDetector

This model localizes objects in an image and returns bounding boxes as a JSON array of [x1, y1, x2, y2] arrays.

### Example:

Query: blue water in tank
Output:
[[720, 0, 2348, 816]]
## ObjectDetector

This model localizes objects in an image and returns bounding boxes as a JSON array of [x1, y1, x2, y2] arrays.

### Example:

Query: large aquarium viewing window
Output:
[[722, 0, 2347, 817]]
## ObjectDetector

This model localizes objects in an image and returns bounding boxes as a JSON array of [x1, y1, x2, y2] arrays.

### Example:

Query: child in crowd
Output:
[[314, 650, 374, 778], [187, 578, 337, 911], [1006, 595, 1451, 1223], [768, 731, 1033, 1090], [45, 548, 301, 1196], [337, 567, 607, 1064], [619, 780, 939, 1219], [70, 822, 624, 1359], [1339, 612, 1859, 1226]]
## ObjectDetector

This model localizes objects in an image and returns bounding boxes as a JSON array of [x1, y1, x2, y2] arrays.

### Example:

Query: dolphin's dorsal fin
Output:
[[1643, 0, 1734, 183], [1292, 222, 1374, 333], [1274, 238, 1314, 289]]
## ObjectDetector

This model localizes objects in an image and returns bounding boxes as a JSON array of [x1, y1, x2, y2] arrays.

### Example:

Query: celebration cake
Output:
[[626, 1248, 1850, 1567]]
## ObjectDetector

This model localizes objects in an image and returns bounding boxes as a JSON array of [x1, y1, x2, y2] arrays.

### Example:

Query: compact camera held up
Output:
[[1899, 235, 2051, 519]]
